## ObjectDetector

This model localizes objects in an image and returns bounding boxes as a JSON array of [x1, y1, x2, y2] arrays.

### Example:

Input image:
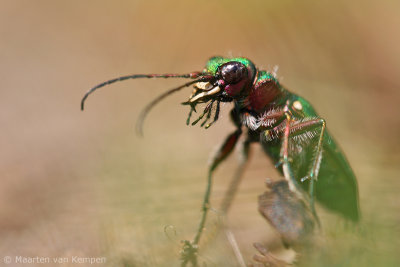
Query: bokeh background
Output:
[[1, 0, 399, 266]]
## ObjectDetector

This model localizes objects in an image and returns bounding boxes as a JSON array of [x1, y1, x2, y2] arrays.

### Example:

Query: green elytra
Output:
[[82, 56, 360, 266]]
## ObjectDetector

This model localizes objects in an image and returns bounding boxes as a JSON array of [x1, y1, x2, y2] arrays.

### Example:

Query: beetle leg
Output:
[[182, 108, 251, 267], [264, 107, 318, 220], [192, 135, 251, 267], [277, 110, 303, 195], [193, 128, 242, 244], [289, 118, 326, 182], [275, 110, 327, 222], [181, 127, 243, 267], [287, 118, 326, 221]]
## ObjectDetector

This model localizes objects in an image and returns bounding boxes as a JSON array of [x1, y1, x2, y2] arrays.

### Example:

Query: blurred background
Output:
[[1, 0, 399, 266]]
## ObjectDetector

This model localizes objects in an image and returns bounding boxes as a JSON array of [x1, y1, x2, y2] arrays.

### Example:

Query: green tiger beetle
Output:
[[81, 57, 360, 266]]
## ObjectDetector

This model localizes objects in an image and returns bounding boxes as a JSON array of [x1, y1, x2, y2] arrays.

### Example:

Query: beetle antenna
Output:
[[81, 72, 204, 111], [136, 76, 214, 136]]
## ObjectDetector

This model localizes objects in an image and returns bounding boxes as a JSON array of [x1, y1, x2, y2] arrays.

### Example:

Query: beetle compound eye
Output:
[[220, 62, 247, 84]]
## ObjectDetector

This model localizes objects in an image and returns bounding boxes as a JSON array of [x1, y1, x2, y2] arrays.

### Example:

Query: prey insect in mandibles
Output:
[[81, 57, 360, 266]]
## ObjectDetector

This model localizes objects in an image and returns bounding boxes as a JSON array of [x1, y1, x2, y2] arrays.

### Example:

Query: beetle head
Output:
[[185, 57, 257, 105]]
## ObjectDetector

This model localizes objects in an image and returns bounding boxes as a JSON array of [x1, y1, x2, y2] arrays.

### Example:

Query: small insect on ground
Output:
[[81, 57, 360, 266]]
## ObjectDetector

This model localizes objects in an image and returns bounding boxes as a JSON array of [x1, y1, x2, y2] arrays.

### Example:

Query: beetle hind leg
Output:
[[289, 118, 326, 219], [278, 114, 327, 223]]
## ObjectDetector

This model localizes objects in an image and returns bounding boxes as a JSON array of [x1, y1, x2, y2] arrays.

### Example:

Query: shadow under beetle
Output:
[[81, 57, 360, 266]]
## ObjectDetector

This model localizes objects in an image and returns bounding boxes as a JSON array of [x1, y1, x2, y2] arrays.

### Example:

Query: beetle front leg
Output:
[[181, 129, 242, 266], [192, 135, 251, 267], [194, 129, 242, 243]]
